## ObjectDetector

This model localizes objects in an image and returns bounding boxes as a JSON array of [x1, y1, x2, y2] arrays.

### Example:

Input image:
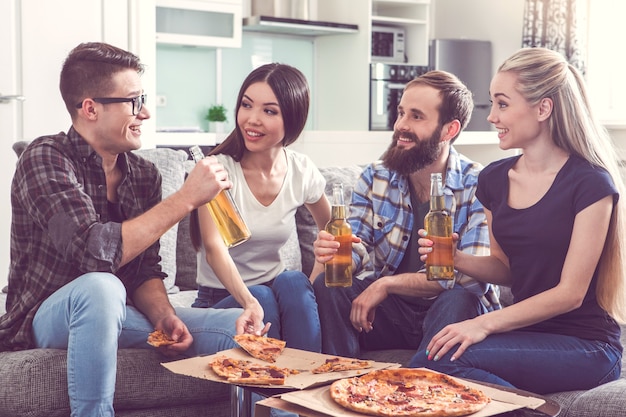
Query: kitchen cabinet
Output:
[[371, 0, 430, 65], [155, 0, 242, 48]]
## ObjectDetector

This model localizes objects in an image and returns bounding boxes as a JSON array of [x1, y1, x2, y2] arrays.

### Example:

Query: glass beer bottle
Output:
[[324, 183, 353, 287], [189, 145, 251, 248], [424, 173, 454, 280]]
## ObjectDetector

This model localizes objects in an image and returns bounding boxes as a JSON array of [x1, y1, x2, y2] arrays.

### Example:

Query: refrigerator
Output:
[[429, 39, 493, 131]]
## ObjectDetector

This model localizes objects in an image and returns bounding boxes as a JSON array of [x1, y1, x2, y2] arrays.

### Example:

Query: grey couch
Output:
[[1, 146, 625, 417]]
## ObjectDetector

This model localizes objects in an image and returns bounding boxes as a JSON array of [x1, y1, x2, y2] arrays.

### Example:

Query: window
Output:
[[586, 0, 626, 127]]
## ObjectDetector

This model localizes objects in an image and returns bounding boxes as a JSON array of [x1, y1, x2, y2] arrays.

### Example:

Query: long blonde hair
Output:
[[499, 47, 626, 322]]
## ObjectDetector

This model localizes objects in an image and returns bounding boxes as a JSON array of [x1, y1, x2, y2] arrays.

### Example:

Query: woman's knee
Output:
[[273, 271, 311, 293]]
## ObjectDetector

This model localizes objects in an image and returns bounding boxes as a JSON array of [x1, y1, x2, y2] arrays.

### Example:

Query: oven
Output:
[[369, 63, 430, 131]]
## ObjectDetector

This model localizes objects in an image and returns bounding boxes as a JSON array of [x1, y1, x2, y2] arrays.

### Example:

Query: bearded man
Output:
[[312, 70, 501, 357]]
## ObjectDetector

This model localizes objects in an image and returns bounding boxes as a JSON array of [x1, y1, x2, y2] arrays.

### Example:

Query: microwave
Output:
[[371, 26, 405, 63]]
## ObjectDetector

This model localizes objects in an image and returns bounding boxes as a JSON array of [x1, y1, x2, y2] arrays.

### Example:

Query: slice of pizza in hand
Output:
[[147, 329, 176, 347], [233, 334, 286, 363], [311, 357, 373, 374]]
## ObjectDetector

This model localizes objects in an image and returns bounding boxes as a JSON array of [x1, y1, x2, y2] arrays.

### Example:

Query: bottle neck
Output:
[[429, 194, 445, 211], [331, 204, 347, 219]]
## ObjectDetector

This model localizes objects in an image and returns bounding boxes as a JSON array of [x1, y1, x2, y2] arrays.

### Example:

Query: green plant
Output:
[[206, 104, 227, 122]]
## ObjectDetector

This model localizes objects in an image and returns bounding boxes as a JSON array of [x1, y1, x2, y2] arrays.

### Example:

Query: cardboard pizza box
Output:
[[161, 347, 401, 390], [255, 375, 551, 417]]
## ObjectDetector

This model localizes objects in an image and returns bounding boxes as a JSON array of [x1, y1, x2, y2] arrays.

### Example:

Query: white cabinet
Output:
[[155, 0, 242, 48], [372, 0, 430, 65]]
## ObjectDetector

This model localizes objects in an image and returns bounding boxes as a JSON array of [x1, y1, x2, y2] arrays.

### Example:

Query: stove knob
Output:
[[389, 67, 397, 78], [398, 67, 407, 79]]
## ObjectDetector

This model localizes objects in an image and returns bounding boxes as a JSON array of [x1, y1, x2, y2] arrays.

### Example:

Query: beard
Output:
[[381, 125, 444, 175]]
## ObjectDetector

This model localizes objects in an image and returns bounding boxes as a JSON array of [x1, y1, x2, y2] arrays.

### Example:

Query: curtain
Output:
[[522, 0, 586, 74]]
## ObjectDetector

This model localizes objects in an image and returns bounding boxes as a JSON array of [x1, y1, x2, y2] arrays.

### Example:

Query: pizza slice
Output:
[[209, 355, 298, 386], [311, 357, 373, 374], [147, 329, 176, 347], [233, 334, 286, 363]]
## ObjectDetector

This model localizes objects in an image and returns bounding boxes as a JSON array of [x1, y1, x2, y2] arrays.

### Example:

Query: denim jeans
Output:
[[313, 274, 485, 357], [32, 272, 242, 417], [194, 270, 322, 352], [409, 327, 622, 395]]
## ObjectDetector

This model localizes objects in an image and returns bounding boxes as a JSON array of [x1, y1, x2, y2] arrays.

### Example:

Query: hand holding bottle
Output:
[[189, 146, 251, 248], [324, 183, 353, 287], [180, 154, 232, 208], [424, 173, 455, 280], [418, 229, 459, 263], [313, 230, 361, 263]]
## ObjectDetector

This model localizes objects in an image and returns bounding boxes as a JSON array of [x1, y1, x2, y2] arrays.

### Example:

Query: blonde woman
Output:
[[411, 47, 626, 394]]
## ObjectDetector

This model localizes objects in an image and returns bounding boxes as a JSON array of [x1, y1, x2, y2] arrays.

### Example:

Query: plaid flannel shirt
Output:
[[0, 128, 165, 351], [350, 147, 501, 312]]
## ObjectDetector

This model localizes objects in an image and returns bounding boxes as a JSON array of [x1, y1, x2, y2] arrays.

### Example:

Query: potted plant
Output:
[[206, 104, 227, 133]]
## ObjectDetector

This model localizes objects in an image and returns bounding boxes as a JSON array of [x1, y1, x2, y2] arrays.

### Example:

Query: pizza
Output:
[[311, 357, 373, 374], [209, 355, 298, 385], [147, 329, 176, 347], [329, 368, 490, 417], [233, 333, 286, 363]]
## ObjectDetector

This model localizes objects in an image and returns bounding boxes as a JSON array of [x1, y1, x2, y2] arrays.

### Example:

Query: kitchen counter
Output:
[[150, 130, 513, 168]]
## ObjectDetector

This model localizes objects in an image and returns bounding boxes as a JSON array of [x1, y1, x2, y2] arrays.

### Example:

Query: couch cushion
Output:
[[134, 148, 188, 293], [0, 348, 230, 417]]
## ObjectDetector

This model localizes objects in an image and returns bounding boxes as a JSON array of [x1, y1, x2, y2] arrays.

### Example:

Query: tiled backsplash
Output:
[[156, 32, 315, 133]]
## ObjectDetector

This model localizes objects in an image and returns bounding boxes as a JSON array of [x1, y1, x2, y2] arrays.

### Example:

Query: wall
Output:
[[431, 0, 525, 76], [156, 31, 315, 133]]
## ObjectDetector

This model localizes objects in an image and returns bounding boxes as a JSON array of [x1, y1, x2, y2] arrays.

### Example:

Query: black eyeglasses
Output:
[[75, 94, 147, 115]]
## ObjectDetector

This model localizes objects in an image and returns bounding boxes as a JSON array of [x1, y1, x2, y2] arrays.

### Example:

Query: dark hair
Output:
[[209, 63, 310, 161], [190, 63, 310, 251], [404, 70, 474, 142], [60, 42, 144, 117]]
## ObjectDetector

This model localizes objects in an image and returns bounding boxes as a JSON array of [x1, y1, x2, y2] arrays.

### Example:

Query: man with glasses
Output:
[[0, 42, 251, 417]]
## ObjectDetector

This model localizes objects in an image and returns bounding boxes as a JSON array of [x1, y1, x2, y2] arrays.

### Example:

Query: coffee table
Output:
[[231, 385, 293, 417]]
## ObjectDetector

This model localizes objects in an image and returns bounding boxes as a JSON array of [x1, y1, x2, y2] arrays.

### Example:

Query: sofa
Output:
[[1, 145, 625, 417]]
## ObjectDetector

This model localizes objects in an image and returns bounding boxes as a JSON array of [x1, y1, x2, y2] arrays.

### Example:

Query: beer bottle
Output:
[[424, 173, 454, 280], [324, 183, 353, 287], [189, 145, 251, 248]]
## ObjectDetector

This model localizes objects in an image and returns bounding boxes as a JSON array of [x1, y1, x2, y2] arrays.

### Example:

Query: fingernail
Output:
[[427, 355, 433, 361], [425, 350, 429, 356], [450, 356, 456, 362], [434, 355, 439, 361]]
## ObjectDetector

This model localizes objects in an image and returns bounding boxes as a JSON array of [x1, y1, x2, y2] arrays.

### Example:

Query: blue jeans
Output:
[[194, 270, 322, 352], [313, 274, 485, 357], [409, 327, 622, 395], [32, 273, 242, 417]]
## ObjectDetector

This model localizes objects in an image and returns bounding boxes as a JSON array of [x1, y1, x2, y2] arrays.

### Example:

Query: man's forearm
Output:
[[132, 278, 176, 325], [120, 191, 194, 267], [379, 273, 444, 298]]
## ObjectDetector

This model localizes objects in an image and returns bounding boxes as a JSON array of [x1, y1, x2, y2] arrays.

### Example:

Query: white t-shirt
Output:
[[196, 148, 326, 288]]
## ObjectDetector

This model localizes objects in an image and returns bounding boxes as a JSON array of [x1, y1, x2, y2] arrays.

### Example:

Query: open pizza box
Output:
[[254, 369, 551, 417], [161, 347, 401, 390]]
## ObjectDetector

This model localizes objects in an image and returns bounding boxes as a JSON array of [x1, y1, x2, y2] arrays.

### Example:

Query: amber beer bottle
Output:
[[424, 173, 454, 280], [325, 183, 353, 287], [189, 145, 251, 248]]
